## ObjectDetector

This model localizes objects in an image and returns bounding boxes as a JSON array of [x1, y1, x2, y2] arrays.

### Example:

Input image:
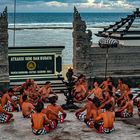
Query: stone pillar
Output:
[[72, 7, 92, 76], [0, 7, 9, 92]]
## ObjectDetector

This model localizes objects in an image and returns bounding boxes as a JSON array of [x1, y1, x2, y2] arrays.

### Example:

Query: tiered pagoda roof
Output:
[[95, 8, 140, 40]]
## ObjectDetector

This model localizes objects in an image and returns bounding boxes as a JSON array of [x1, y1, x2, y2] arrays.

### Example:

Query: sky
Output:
[[0, 0, 140, 13]]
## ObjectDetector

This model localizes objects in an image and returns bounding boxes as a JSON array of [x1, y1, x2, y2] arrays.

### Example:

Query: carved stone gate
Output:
[[0, 7, 9, 92]]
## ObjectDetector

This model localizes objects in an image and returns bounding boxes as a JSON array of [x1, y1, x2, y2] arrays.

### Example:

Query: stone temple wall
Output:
[[73, 7, 140, 86], [0, 7, 9, 92], [89, 46, 140, 77]]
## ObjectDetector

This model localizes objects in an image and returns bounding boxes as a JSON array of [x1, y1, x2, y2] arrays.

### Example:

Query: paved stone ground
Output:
[[0, 94, 140, 140]]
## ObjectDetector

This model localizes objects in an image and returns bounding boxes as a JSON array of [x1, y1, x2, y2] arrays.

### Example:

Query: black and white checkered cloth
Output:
[[76, 112, 86, 122], [0, 113, 9, 123], [3, 102, 14, 112], [32, 127, 49, 135]]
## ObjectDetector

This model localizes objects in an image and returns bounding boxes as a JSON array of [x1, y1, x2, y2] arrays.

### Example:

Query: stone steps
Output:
[[10, 78, 68, 94]]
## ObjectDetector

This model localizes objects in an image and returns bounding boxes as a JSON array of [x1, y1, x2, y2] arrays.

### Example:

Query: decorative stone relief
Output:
[[0, 7, 9, 86], [73, 7, 92, 75]]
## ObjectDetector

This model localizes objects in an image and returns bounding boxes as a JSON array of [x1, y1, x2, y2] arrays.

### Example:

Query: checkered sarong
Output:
[[94, 122, 114, 134], [85, 118, 94, 128], [75, 112, 86, 122], [0, 113, 10, 123], [121, 111, 133, 118], [32, 125, 50, 135], [32, 119, 58, 135], [102, 127, 115, 134], [3, 102, 14, 112]]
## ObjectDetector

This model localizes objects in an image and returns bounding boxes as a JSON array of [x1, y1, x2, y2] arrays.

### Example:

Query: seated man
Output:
[[90, 82, 103, 102], [94, 103, 115, 134], [39, 81, 55, 103], [73, 79, 88, 102], [42, 96, 66, 123], [100, 77, 113, 92], [84, 97, 101, 128], [75, 97, 100, 122], [116, 85, 131, 107], [116, 78, 129, 95], [0, 105, 13, 123], [115, 94, 133, 118], [99, 91, 115, 111], [21, 95, 35, 118], [1, 88, 18, 112], [31, 102, 51, 135]]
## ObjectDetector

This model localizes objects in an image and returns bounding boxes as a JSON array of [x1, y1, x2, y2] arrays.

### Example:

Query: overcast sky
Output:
[[0, 0, 140, 13]]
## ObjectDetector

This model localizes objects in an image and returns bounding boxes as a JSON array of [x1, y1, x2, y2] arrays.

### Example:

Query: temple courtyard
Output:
[[0, 94, 140, 140]]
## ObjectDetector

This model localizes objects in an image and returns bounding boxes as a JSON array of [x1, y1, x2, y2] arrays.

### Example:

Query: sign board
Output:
[[8, 46, 65, 83], [9, 55, 55, 76]]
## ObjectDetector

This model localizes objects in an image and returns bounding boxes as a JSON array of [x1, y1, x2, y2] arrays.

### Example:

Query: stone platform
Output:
[[0, 94, 140, 140]]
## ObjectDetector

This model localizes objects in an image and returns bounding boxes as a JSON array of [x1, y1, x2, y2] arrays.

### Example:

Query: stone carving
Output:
[[73, 7, 92, 75], [0, 7, 9, 90], [0, 65, 8, 74]]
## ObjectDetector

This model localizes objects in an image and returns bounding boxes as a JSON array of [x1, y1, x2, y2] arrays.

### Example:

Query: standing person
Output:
[[0, 105, 13, 123], [115, 94, 133, 118], [1, 88, 18, 112], [94, 103, 115, 134], [66, 67, 73, 83], [21, 95, 35, 118]]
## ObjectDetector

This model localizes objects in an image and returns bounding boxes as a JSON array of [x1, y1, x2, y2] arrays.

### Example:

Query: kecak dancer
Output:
[[39, 81, 57, 103], [90, 82, 103, 102], [115, 94, 133, 118], [42, 96, 66, 124], [1, 88, 19, 112], [31, 102, 51, 135], [21, 95, 35, 118], [94, 103, 115, 134]]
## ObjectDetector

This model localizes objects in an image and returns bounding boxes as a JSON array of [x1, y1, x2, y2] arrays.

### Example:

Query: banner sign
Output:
[[9, 55, 55, 75]]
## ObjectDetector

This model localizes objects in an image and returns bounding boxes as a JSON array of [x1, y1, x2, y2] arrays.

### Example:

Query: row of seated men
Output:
[[0, 77, 140, 135]]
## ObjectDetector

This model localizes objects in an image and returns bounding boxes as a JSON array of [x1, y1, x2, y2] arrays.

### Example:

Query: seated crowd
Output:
[[0, 76, 139, 135], [0, 79, 66, 135], [74, 76, 140, 133]]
